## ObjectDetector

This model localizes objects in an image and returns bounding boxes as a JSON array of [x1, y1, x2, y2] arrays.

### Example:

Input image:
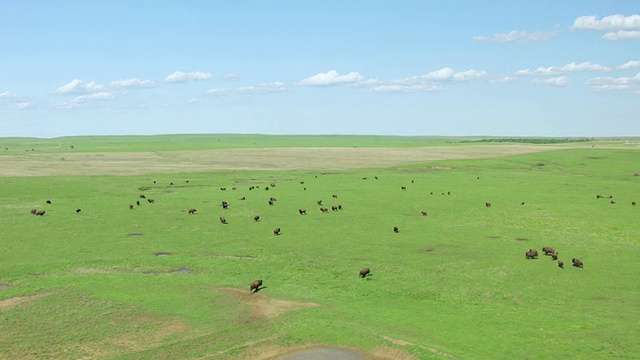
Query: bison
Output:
[[596, 194, 604, 199], [317, 200, 323, 206], [337, 205, 342, 210], [542, 247, 555, 255], [30, 208, 37, 215], [520, 201, 526, 205], [222, 202, 229, 209], [332, 194, 338, 199], [250, 280, 263, 293], [188, 208, 197, 214], [551, 253, 559, 260], [254, 215, 260, 222], [359, 268, 371, 278], [269, 197, 277, 202], [525, 250, 538, 259], [268, 200, 274, 206], [76, 208, 82, 213], [331, 205, 338, 211], [421, 211, 428, 216], [140, 194, 146, 199], [320, 207, 329, 213], [572, 258, 584, 268], [485, 202, 491, 207], [147, 199, 155, 204], [35, 210, 46, 216], [46, 200, 52, 204], [393, 226, 399, 233], [558, 260, 564, 269], [401, 186, 406, 190], [220, 216, 227, 224], [136, 200, 140, 206], [298, 209, 307, 215], [220, 187, 226, 191], [632, 201, 637, 206], [129, 204, 134, 210], [273, 227, 281, 235]]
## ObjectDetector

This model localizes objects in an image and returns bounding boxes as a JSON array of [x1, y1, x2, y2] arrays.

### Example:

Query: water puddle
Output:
[[172, 268, 193, 274], [154, 252, 171, 257], [0, 284, 11, 291], [281, 347, 364, 360]]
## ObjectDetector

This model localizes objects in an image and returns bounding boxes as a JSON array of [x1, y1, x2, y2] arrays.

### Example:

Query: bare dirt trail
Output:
[[0, 145, 566, 177]]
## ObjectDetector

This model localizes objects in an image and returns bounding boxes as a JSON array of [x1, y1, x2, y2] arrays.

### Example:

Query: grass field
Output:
[[1, 135, 639, 359]]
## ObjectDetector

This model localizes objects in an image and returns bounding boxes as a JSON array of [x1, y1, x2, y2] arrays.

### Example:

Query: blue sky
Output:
[[1, 1, 639, 137]]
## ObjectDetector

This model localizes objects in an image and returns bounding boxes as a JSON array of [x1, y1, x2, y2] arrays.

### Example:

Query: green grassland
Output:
[[1, 135, 639, 359]]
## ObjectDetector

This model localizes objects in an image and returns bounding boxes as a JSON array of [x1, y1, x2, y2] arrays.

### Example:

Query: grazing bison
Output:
[[140, 194, 146, 199], [421, 211, 428, 216], [76, 208, 82, 213], [558, 260, 564, 269], [359, 268, 371, 278], [632, 201, 637, 206], [254, 215, 260, 222], [393, 226, 399, 233], [542, 247, 555, 255], [35, 210, 46, 216], [273, 227, 281, 235], [332, 194, 338, 199], [525, 249, 538, 259], [611, 200, 616, 204], [269, 197, 277, 202], [572, 258, 583, 268], [240, 196, 246, 200], [136, 200, 140, 206], [220, 216, 227, 224], [337, 205, 342, 210], [485, 202, 491, 207], [129, 204, 134, 210], [147, 199, 155, 204], [551, 253, 559, 260], [317, 200, 323, 206], [270, 183, 276, 187], [596, 194, 604, 199], [401, 186, 406, 190], [320, 207, 329, 213], [520, 202, 526, 205], [250, 280, 263, 293], [222, 202, 229, 209], [188, 208, 197, 214], [31, 208, 37, 215], [298, 209, 307, 215], [268, 200, 274, 206], [331, 205, 338, 211], [220, 187, 226, 191], [46, 200, 52, 204]]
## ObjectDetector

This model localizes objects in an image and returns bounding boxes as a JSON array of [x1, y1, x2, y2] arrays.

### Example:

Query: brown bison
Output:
[[222, 202, 229, 209], [551, 253, 559, 260], [188, 208, 197, 214], [520, 202, 526, 205], [611, 200, 616, 204], [240, 196, 246, 200], [254, 215, 260, 222], [35, 210, 46, 216], [220, 187, 226, 191], [76, 208, 82, 213], [596, 194, 604, 199], [359, 268, 371, 278], [421, 211, 428, 216], [220, 216, 227, 224], [542, 247, 555, 255], [269, 197, 277, 202], [401, 186, 406, 190], [320, 207, 329, 213], [331, 205, 338, 211], [317, 200, 323, 206], [140, 194, 146, 199], [46, 200, 52, 204], [337, 205, 342, 210], [572, 258, 583, 268], [30, 208, 37, 214], [136, 200, 140, 206], [298, 209, 307, 215], [147, 199, 155, 204], [273, 227, 281, 235], [632, 201, 637, 206], [332, 194, 338, 198], [485, 202, 491, 207], [270, 183, 276, 187], [558, 260, 564, 269], [129, 204, 134, 210], [268, 200, 274, 206], [525, 250, 538, 259], [250, 280, 263, 293], [393, 226, 399, 233]]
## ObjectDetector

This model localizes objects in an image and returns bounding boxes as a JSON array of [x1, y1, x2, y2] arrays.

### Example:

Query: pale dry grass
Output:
[[0, 145, 564, 177]]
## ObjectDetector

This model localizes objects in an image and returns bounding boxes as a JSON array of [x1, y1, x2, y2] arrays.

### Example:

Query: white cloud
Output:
[[222, 74, 239, 82], [473, 29, 558, 42], [618, 60, 640, 70], [296, 70, 365, 86], [54, 79, 105, 94], [0, 90, 17, 99], [560, 62, 612, 72], [422, 67, 455, 80], [15, 101, 34, 110], [453, 69, 488, 81], [110, 78, 154, 88], [489, 76, 518, 83], [532, 76, 568, 87], [515, 66, 562, 76], [585, 73, 640, 91], [207, 82, 286, 96], [602, 30, 640, 41], [572, 14, 640, 30], [370, 84, 442, 93], [165, 71, 212, 83]]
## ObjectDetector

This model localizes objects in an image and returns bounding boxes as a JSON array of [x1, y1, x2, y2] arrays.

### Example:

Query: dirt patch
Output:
[[515, 238, 528, 241], [418, 248, 436, 253], [0, 145, 565, 176], [431, 166, 454, 170], [0, 292, 53, 312], [204, 254, 254, 259], [218, 287, 320, 318], [127, 233, 144, 236], [154, 252, 171, 257], [378, 334, 458, 359], [234, 343, 416, 360]]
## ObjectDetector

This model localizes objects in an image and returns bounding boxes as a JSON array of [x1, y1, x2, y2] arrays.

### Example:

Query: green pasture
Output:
[[0, 137, 639, 359]]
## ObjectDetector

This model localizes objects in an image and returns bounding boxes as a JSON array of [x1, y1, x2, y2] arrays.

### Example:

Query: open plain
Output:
[[1, 135, 639, 359]]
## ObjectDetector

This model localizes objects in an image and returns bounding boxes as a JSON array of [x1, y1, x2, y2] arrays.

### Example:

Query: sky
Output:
[[1, 1, 639, 138]]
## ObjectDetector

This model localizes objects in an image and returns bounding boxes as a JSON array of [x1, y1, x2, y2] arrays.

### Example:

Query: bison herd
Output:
[[525, 246, 584, 269]]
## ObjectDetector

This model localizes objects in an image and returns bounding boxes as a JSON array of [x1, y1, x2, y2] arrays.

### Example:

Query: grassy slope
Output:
[[0, 138, 639, 359]]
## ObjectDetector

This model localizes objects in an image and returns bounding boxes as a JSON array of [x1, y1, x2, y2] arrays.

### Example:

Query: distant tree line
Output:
[[460, 138, 595, 144]]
